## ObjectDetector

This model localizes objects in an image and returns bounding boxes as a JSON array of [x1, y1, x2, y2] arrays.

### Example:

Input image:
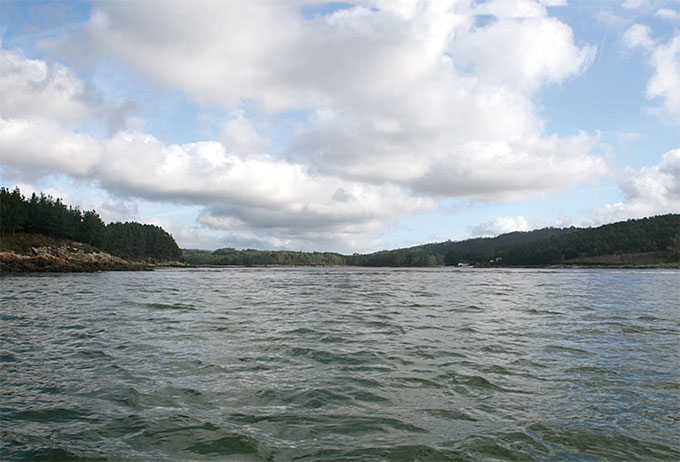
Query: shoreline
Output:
[[161, 263, 680, 270], [3, 257, 677, 273], [0, 250, 153, 273], [4, 257, 678, 273]]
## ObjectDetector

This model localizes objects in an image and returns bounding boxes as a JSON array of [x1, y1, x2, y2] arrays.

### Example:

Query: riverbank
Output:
[[0, 233, 194, 273], [0, 247, 152, 273], [0, 234, 152, 272]]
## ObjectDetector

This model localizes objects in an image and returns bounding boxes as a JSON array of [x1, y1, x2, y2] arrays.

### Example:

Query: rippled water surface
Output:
[[1, 267, 679, 461]]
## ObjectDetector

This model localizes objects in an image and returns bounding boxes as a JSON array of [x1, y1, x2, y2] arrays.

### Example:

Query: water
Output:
[[1, 267, 679, 461]]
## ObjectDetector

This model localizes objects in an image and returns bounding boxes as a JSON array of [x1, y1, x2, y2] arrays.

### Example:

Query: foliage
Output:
[[0, 232, 98, 255], [1, 187, 181, 261], [182, 214, 679, 267], [182, 248, 346, 266], [5, 186, 674, 267], [494, 215, 679, 266], [355, 215, 679, 267], [344, 248, 444, 267], [105, 221, 182, 261]]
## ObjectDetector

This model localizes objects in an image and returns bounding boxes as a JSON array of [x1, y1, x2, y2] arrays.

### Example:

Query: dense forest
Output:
[[183, 214, 679, 267], [0, 187, 182, 261]]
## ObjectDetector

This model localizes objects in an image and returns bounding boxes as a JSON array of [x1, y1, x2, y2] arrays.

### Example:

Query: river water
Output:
[[1, 267, 679, 461]]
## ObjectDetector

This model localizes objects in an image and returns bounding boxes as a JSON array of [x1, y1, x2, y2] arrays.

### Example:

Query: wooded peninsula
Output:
[[1, 186, 678, 271]]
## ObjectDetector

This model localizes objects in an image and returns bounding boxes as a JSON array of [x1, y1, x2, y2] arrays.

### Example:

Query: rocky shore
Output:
[[0, 244, 152, 273]]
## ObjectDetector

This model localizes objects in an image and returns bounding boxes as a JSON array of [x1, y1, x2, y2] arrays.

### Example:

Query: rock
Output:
[[0, 247, 152, 273]]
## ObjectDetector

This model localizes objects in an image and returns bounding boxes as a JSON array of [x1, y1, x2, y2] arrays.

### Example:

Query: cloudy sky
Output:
[[1, 0, 678, 252]]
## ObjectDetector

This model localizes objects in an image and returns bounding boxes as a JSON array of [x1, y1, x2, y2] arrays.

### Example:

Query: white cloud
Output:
[[588, 149, 680, 223], [625, 25, 680, 123], [412, 132, 607, 201], [97, 200, 139, 223], [453, 14, 595, 90], [474, 0, 548, 18], [0, 116, 436, 250], [539, 0, 567, 6], [623, 23, 654, 50], [0, 118, 102, 177], [647, 34, 680, 122], [655, 8, 680, 21], [470, 215, 532, 237], [622, 0, 651, 9], [144, 218, 228, 251], [1, 1, 612, 251], [0, 44, 133, 134], [0, 44, 96, 125], [220, 111, 270, 155]]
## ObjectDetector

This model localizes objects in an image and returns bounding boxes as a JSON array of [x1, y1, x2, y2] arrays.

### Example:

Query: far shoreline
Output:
[[4, 262, 678, 274]]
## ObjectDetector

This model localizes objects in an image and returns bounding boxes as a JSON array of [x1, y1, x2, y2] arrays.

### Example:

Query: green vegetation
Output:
[[351, 214, 679, 267], [482, 215, 679, 266], [1, 187, 181, 261], [182, 214, 679, 268], [0, 232, 99, 255], [3, 185, 677, 268], [182, 248, 346, 266]]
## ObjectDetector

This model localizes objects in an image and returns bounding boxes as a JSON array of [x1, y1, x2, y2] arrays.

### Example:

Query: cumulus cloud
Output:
[[625, 25, 680, 123], [623, 23, 654, 50], [647, 34, 680, 122], [0, 44, 97, 124], [453, 17, 594, 91], [588, 149, 680, 223], [470, 215, 532, 237], [655, 8, 680, 21], [1, 1, 613, 250], [0, 118, 102, 178], [0, 115, 435, 249], [220, 111, 270, 155]]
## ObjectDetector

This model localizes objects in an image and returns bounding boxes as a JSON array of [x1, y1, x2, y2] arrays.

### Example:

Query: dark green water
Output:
[[1, 267, 679, 461]]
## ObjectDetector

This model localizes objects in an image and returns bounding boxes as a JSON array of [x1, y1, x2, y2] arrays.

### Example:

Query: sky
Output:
[[0, 0, 678, 253]]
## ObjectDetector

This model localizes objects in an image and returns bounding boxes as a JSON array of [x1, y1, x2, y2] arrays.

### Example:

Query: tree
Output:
[[0, 187, 27, 235], [80, 211, 107, 248], [1, 186, 183, 261]]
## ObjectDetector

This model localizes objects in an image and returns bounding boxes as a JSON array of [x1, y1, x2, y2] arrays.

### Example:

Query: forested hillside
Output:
[[0, 187, 181, 261], [353, 215, 679, 267], [183, 214, 679, 267], [495, 214, 679, 266], [3, 185, 676, 267], [343, 227, 574, 266]]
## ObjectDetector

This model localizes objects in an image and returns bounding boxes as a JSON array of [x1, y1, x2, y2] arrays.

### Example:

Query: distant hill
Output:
[[356, 214, 679, 267], [486, 214, 679, 266], [181, 248, 347, 267], [182, 214, 680, 268]]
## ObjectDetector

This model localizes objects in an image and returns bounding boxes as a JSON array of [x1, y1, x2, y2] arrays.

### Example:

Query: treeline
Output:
[[180, 214, 679, 267], [0, 187, 181, 261], [182, 248, 346, 266], [183, 247, 445, 267], [493, 214, 679, 266], [343, 228, 572, 267], [345, 249, 444, 267], [363, 214, 679, 267]]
